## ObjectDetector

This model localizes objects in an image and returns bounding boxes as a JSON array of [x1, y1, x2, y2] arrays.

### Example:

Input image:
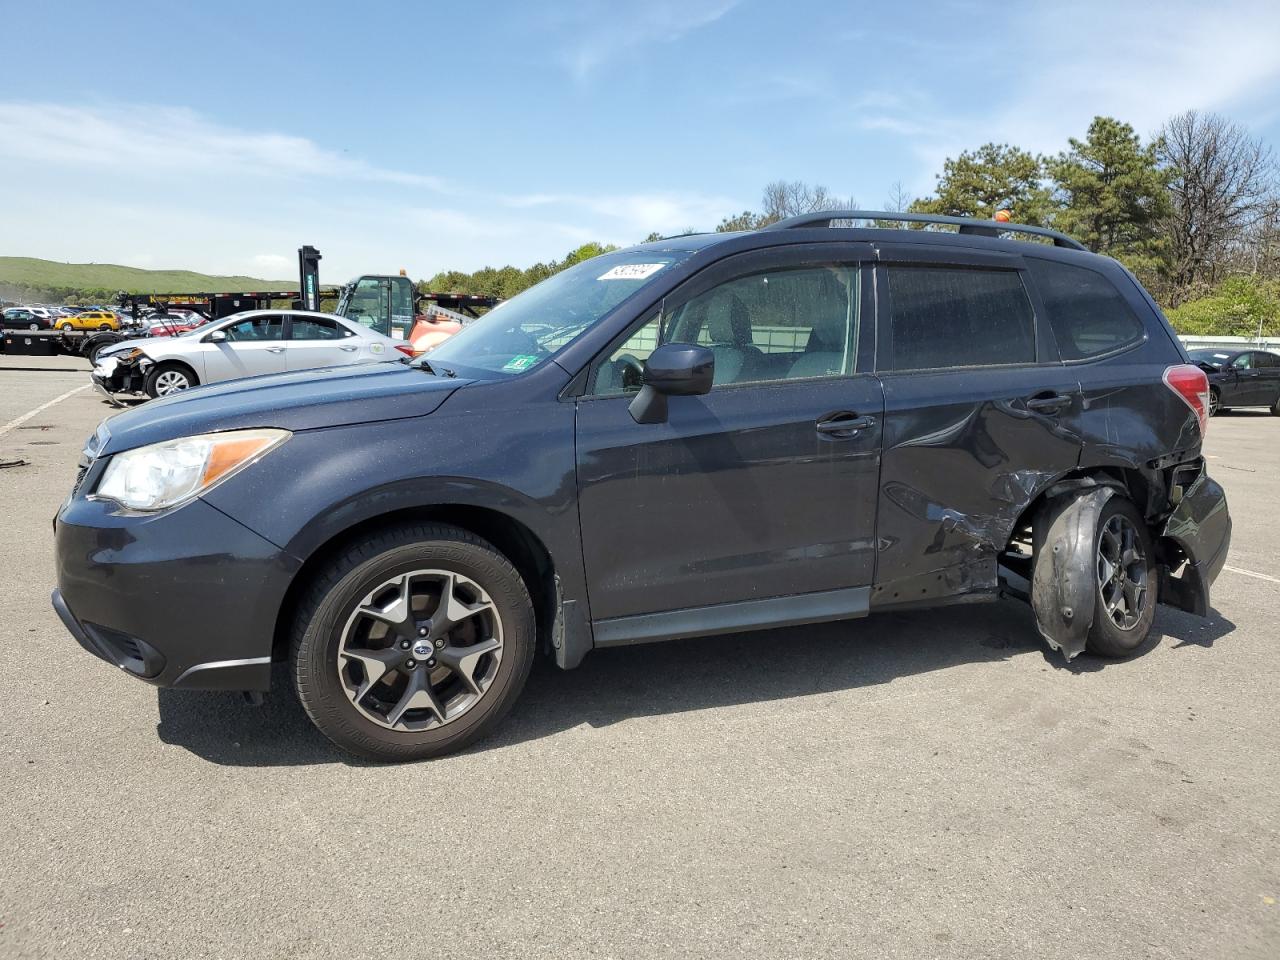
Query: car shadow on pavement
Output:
[[1158, 605, 1237, 650], [156, 596, 1229, 767]]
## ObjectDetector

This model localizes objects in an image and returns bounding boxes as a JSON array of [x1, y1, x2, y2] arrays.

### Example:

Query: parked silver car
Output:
[[92, 309, 412, 398]]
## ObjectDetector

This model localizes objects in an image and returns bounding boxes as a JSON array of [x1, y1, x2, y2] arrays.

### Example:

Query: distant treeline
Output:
[[421, 111, 1280, 337]]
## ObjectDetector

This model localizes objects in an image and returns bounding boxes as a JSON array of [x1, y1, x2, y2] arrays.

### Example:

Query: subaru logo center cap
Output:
[[413, 641, 432, 659]]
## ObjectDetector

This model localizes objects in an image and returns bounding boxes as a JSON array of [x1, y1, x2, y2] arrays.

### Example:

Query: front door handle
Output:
[[266, 346, 285, 353], [339, 345, 358, 352], [816, 413, 875, 437], [1026, 393, 1072, 413]]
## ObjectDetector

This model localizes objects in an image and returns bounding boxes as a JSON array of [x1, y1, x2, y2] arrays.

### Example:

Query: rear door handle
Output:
[[266, 346, 285, 353], [1026, 393, 1072, 413], [816, 413, 875, 437], [339, 345, 358, 352]]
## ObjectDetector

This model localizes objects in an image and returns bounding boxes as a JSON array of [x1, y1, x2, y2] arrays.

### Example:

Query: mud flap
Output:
[[1030, 487, 1115, 660]]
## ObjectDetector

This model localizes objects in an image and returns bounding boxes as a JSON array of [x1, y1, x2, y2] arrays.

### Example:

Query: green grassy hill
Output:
[[0, 256, 296, 300]]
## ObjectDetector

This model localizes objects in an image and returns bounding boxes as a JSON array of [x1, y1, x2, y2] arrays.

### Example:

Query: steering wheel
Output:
[[613, 353, 645, 392]]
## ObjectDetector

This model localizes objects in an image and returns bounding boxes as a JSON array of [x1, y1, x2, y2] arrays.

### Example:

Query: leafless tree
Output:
[[1157, 110, 1275, 302], [758, 180, 854, 225], [1235, 196, 1280, 277], [885, 181, 914, 213]]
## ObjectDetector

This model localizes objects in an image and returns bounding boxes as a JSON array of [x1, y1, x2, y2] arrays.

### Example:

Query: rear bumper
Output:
[[1158, 469, 1232, 617], [53, 495, 301, 690]]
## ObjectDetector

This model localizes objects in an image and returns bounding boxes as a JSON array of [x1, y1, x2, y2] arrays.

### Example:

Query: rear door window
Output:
[[1027, 258, 1145, 361], [290, 317, 349, 340], [884, 266, 1035, 371]]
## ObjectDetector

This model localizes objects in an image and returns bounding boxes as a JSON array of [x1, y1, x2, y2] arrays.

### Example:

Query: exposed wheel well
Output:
[[272, 505, 558, 664], [1002, 466, 1154, 563]]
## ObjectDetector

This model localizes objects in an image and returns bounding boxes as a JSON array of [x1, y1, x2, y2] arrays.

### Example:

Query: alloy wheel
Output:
[[1096, 513, 1148, 631], [337, 569, 504, 732], [154, 370, 190, 395]]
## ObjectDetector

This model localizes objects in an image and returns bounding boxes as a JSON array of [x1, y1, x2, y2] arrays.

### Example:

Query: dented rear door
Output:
[[870, 245, 1083, 607]]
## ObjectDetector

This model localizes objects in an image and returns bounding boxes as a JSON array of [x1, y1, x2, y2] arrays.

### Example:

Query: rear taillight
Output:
[[393, 344, 415, 358], [1163, 364, 1210, 439]]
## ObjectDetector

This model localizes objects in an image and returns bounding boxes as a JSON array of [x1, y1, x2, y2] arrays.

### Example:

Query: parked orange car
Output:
[[57, 310, 121, 332]]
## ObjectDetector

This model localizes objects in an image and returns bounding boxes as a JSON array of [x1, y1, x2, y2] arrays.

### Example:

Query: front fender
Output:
[[200, 404, 588, 608]]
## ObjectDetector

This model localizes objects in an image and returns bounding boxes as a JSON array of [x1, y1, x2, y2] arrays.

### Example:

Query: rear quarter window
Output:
[[1027, 258, 1145, 361], [885, 265, 1035, 371]]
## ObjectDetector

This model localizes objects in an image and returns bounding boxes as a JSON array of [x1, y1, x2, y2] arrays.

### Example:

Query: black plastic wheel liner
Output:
[[1030, 487, 1116, 660]]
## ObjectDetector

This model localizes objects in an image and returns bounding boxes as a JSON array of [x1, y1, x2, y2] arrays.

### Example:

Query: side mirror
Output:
[[204, 329, 227, 343], [628, 342, 715, 424]]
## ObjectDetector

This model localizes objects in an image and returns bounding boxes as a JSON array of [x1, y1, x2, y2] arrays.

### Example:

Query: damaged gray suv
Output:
[[53, 211, 1231, 761]]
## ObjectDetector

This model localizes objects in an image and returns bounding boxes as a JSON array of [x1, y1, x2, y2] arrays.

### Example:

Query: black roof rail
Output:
[[763, 209, 1088, 251]]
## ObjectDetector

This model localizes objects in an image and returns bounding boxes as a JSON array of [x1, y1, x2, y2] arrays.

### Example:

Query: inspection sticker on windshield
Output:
[[503, 355, 540, 371], [598, 263, 666, 281]]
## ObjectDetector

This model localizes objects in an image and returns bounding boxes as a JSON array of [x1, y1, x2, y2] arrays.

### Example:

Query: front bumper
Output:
[[1158, 468, 1232, 617], [53, 495, 302, 691], [92, 356, 146, 395]]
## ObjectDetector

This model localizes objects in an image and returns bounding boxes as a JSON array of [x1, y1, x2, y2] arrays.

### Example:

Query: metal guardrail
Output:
[[1179, 334, 1280, 352]]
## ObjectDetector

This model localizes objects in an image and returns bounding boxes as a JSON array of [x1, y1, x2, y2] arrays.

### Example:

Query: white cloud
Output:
[[496, 189, 741, 237], [0, 102, 447, 189], [846, 0, 1280, 195], [555, 0, 741, 79], [252, 254, 292, 272], [0, 101, 740, 279]]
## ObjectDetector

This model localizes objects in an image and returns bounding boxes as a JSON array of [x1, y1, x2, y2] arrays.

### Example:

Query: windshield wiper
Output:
[[412, 358, 457, 378]]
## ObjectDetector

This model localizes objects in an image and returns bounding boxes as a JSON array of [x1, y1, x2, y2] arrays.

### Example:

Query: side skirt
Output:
[[593, 586, 871, 648]]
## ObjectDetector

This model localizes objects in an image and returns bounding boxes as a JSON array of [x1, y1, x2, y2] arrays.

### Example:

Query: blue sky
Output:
[[3, 0, 1280, 280]]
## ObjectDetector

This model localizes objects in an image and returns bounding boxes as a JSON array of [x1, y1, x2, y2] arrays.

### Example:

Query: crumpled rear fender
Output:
[[1030, 487, 1116, 660]]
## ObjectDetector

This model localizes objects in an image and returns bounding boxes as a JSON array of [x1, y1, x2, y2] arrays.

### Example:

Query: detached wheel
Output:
[[144, 362, 197, 397], [291, 524, 535, 761], [1087, 498, 1156, 657]]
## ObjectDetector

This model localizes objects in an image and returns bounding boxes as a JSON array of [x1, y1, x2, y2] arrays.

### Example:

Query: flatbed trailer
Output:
[[0, 328, 121, 362]]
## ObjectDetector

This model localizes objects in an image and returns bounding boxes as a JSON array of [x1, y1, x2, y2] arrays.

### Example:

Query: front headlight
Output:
[[92, 428, 289, 511]]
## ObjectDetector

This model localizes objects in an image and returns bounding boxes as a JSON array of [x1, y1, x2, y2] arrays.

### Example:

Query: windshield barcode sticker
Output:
[[598, 263, 666, 281]]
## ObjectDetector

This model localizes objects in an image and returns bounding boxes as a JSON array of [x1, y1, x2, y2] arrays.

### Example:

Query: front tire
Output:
[[1086, 498, 1156, 657], [144, 362, 197, 398], [59, 322, 74, 332], [291, 524, 536, 761]]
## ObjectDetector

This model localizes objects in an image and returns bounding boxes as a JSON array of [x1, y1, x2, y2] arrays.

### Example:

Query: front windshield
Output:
[[424, 250, 692, 377], [1188, 349, 1230, 368]]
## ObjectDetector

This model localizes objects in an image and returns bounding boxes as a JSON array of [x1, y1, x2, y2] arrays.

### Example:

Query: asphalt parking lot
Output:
[[1, 355, 1277, 960]]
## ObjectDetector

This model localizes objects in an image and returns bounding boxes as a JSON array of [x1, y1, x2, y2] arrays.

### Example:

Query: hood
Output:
[[100, 361, 469, 454], [100, 337, 165, 358]]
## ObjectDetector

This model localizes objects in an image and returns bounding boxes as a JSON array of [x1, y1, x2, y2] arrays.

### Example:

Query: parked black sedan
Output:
[[2, 307, 53, 331], [1188, 348, 1280, 415]]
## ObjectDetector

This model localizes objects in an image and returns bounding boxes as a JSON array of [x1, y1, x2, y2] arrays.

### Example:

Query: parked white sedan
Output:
[[92, 310, 412, 398]]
